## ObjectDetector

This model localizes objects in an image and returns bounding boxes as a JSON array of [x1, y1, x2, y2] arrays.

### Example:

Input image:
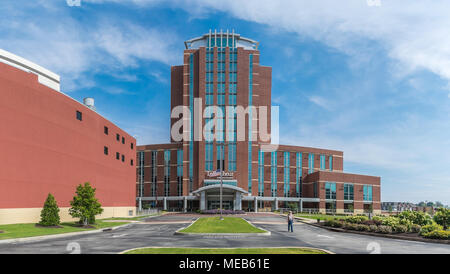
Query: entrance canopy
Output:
[[192, 182, 248, 211]]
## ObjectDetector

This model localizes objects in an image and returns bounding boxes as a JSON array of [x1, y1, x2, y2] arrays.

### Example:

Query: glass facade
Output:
[[320, 155, 326, 170], [283, 152, 290, 197], [138, 151, 144, 197], [177, 149, 183, 196], [308, 153, 314, 174], [164, 150, 170, 196], [151, 151, 157, 197], [258, 150, 264, 197], [296, 152, 302, 197], [189, 54, 194, 192], [271, 151, 277, 197], [248, 54, 253, 193]]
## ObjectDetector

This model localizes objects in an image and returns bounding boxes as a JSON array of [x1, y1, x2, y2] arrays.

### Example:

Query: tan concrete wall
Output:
[[0, 207, 136, 225]]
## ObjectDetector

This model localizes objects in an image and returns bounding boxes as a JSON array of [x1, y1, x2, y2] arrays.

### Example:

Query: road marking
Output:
[[317, 234, 334, 239], [112, 234, 128, 238]]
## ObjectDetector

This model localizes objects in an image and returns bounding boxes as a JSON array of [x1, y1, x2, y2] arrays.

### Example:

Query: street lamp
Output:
[[217, 142, 228, 221]]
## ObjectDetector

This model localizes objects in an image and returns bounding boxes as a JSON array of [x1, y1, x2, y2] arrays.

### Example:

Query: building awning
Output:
[[191, 183, 248, 195]]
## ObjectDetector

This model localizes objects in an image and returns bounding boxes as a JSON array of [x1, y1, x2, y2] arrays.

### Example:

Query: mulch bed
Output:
[[0, 230, 3, 233], [34, 224, 64, 229]]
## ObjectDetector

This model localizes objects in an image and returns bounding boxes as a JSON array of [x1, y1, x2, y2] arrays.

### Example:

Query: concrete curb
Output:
[[118, 246, 334, 254], [173, 217, 271, 236], [0, 223, 133, 245]]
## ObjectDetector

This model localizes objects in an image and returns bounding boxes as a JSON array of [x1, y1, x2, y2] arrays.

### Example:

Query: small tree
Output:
[[433, 208, 450, 230], [39, 193, 60, 226], [69, 182, 103, 226]]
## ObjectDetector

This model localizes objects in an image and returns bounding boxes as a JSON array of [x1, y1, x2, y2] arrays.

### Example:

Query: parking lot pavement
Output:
[[0, 213, 449, 254]]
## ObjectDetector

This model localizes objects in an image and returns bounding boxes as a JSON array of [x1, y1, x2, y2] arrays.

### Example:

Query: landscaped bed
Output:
[[179, 217, 266, 234], [319, 209, 449, 243], [123, 247, 329, 254], [0, 220, 128, 240]]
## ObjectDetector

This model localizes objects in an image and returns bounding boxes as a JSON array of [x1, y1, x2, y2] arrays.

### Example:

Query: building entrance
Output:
[[208, 200, 233, 210]]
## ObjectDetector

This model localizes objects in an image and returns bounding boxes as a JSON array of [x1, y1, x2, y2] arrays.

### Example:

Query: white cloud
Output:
[[0, 1, 179, 91]]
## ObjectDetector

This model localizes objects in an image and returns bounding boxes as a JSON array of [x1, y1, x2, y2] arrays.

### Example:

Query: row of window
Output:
[[325, 182, 372, 201], [104, 146, 133, 166]]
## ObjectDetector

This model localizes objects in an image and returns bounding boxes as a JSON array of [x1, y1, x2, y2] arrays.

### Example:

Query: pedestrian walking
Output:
[[287, 211, 294, 232]]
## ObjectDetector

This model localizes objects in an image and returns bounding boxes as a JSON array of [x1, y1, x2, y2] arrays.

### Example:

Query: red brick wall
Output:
[[0, 62, 136, 209]]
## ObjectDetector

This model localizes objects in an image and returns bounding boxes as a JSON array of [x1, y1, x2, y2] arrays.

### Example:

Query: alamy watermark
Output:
[[66, 0, 82, 7], [170, 98, 279, 152], [367, 0, 381, 7]]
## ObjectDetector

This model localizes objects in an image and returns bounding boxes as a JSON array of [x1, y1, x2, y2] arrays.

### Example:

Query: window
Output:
[[116, 134, 120, 141], [344, 183, 354, 200], [320, 155, 326, 170], [130, 159, 134, 166], [122, 137, 125, 144], [325, 182, 336, 199], [104, 126, 108, 135], [131, 143, 134, 150], [104, 146, 108, 155], [76, 111, 82, 121], [363, 185, 373, 201], [308, 153, 314, 174], [116, 152, 120, 160], [121, 154, 125, 162], [329, 156, 333, 171]]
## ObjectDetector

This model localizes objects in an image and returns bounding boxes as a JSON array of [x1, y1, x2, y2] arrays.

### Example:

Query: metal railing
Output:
[[136, 208, 159, 216]]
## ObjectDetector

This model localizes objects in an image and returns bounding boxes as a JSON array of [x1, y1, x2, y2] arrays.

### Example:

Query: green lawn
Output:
[[294, 213, 346, 221], [124, 247, 328, 254], [0, 220, 128, 240], [179, 217, 266, 233]]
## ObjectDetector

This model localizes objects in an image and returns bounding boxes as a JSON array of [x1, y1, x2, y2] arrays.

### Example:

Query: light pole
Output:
[[218, 142, 227, 221]]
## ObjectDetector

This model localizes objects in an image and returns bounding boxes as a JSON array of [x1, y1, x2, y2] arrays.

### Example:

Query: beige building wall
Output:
[[0, 207, 136, 225]]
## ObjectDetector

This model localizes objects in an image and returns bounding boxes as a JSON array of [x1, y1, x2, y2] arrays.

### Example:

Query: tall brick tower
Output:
[[170, 29, 272, 200]]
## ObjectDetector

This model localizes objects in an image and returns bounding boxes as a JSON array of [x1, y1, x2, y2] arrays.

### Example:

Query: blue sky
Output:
[[1, 0, 449, 205]]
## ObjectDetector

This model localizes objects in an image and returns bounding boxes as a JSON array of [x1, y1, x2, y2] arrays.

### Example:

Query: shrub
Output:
[[39, 193, 60, 226], [410, 224, 421, 233], [419, 223, 443, 236], [355, 224, 370, 231], [433, 208, 450, 229], [422, 230, 450, 240], [398, 211, 432, 226], [345, 216, 368, 224], [381, 216, 400, 227], [344, 223, 358, 230], [392, 224, 408, 233], [376, 225, 393, 234], [369, 225, 378, 232]]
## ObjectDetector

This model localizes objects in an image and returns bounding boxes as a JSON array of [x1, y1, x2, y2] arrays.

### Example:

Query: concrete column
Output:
[[299, 199, 303, 213], [254, 197, 258, 213], [234, 192, 242, 211], [183, 197, 187, 213], [274, 198, 278, 210], [163, 197, 167, 211], [200, 192, 206, 211], [138, 197, 142, 211]]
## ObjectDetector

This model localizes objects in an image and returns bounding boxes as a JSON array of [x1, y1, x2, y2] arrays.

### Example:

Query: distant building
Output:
[[381, 202, 417, 212]]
